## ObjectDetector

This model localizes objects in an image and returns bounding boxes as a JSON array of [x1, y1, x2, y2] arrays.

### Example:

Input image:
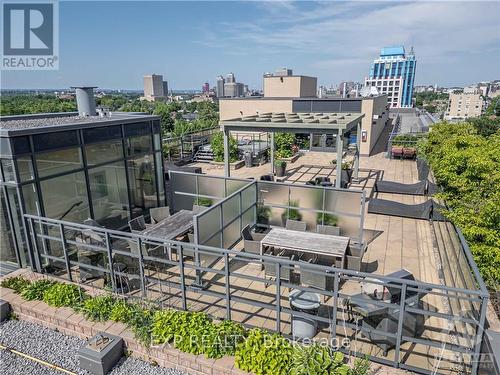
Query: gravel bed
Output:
[[0, 320, 188, 375]]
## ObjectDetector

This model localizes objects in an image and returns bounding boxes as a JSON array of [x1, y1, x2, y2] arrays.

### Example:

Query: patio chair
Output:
[[317, 224, 341, 236], [346, 241, 367, 272], [286, 219, 307, 232], [300, 256, 330, 290], [264, 249, 295, 284], [149, 206, 170, 224], [241, 224, 262, 255], [128, 215, 149, 233], [75, 230, 106, 281]]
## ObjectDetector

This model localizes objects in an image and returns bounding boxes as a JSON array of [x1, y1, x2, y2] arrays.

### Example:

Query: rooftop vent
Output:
[[71, 86, 97, 117]]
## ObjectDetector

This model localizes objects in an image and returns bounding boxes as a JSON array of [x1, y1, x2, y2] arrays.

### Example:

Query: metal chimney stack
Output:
[[71, 86, 97, 116]]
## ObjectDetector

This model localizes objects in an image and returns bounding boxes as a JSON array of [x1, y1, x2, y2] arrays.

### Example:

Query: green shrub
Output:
[[275, 133, 295, 159], [110, 299, 137, 323], [80, 295, 115, 321], [153, 310, 212, 355], [42, 283, 87, 308], [20, 279, 56, 301], [350, 357, 370, 375], [235, 328, 293, 375], [203, 320, 246, 359], [0, 277, 31, 293], [211, 132, 238, 162], [128, 304, 156, 346], [194, 197, 213, 207], [291, 344, 349, 375]]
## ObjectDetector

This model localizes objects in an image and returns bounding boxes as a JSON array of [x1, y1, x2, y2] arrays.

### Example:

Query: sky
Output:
[[2, 0, 500, 90]]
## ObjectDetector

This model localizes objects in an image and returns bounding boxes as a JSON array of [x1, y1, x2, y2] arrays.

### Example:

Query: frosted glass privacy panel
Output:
[[241, 183, 257, 212], [197, 175, 225, 198], [222, 194, 239, 226], [223, 219, 240, 249], [258, 182, 289, 206], [226, 179, 249, 195], [289, 186, 324, 211], [197, 207, 221, 245], [324, 189, 362, 216]]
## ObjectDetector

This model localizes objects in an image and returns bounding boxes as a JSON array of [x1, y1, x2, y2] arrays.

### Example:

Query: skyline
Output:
[[2, 1, 500, 90]]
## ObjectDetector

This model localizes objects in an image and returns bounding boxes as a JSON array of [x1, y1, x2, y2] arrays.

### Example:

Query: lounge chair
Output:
[[317, 224, 341, 236], [150, 206, 170, 224], [241, 224, 261, 255], [286, 219, 307, 231]]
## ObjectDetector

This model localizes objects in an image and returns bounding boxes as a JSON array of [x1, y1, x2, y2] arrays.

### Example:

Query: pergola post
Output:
[[223, 129, 230, 177], [353, 120, 361, 181], [336, 130, 343, 188], [270, 132, 275, 175]]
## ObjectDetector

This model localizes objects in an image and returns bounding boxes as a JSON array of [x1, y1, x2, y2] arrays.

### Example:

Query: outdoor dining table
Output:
[[259, 227, 350, 268], [140, 209, 199, 240]]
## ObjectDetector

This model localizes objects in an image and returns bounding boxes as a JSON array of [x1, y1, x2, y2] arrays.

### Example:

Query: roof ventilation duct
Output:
[[71, 86, 97, 117]]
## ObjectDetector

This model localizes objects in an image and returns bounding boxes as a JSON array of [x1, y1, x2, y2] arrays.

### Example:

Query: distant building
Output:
[[216, 76, 225, 98], [163, 81, 169, 97], [202, 82, 210, 93], [364, 46, 416, 108], [445, 92, 484, 120], [142, 74, 167, 101], [263, 69, 317, 98], [226, 73, 235, 83]]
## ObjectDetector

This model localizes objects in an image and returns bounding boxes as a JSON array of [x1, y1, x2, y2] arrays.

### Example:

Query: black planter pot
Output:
[[275, 164, 286, 177]]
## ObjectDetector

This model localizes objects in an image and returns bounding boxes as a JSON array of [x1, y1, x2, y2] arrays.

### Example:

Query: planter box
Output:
[[210, 160, 245, 170], [280, 152, 301, 164]]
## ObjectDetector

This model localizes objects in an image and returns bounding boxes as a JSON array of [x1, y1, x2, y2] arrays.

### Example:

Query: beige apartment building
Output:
[[142, 74, 167, 102], [219, 70, 389, 156], [445, 92, 484, 120]]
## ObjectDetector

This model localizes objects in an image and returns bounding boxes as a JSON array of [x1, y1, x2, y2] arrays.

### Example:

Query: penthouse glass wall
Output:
[[0, 118, 164, 268]]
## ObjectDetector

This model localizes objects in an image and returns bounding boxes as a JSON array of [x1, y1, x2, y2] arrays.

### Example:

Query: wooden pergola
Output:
[[219, 112, 365, 188]]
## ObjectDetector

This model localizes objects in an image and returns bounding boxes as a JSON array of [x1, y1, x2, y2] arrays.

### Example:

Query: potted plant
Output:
[[281, 200, 302, 224], [257, 205, 271, 226], [316, 212, 338, 226], [341, 160, 354, 183], [274, 159, 287, 177]]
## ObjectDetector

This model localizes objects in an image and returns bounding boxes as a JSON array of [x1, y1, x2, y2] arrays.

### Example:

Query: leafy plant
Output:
[[341, 160, 353, 170], [350, 357, 370, 375], [317, 212, 338, 226], [153, 310, 212, 355], [20, 279, 56, 301], [80, 294, 115, 321], [257, 205, 271, 224], [275, 133, 296, 159], [42, 283, 87, 308], [274, 159, 287, 168], [282, 199, 302, 223], [128, 304, 157, 347], [235, 328, 293, 375], [110, 299, 137, 323], [0, 277, 31, 293], [194, 197, 213, 207], [203, 320, 246, 359], [211, 132, 239, 162], [290, 344, 350, 375]]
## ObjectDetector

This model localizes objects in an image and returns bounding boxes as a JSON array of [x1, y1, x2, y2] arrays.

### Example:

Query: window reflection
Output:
[[89, 162, 129, 228], [36, 148, 82, 177], [40, 171, 90, 223], [127, 154, 157, 217], [85, 139, 123, 166]]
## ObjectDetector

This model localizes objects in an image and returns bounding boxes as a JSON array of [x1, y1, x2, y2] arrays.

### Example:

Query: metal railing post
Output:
[[178, 244, 187, 310], [471, 296, 488, 375], [27, 217, 42, 273], [137, 237, 146, 297], [275, 262, 281, 333], [58, 223, 72, 282], [394, 283, 407, 366], [224, 253, 231, 320], [331, 272, 340, 342], [105, 232, 116, 293]]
